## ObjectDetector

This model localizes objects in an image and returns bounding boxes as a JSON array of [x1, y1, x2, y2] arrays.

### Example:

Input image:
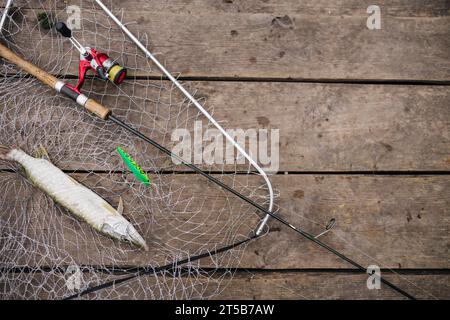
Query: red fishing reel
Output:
[[56, 22, 127, 94]]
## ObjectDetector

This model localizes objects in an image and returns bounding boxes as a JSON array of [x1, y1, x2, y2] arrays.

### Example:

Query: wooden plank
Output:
[[16, 0, 450, 15], [214, 272, 449, 300], [1, 81, 449, 171], [5, 1, 450, 80], [1, 172, 448, 269], [8, 271, 447, 300]]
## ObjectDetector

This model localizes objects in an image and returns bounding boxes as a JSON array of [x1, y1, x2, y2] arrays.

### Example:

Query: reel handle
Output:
[[55, 22, 72, 38]]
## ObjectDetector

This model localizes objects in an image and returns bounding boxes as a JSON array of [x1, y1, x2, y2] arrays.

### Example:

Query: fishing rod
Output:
[[0, 42, 415, 300]]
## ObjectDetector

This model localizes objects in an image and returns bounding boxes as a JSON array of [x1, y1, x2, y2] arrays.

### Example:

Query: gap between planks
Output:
[[2, 73, 450, 86]]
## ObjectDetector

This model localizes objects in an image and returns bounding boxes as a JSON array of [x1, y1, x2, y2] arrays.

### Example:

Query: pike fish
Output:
[[0, 145, 148, 251]]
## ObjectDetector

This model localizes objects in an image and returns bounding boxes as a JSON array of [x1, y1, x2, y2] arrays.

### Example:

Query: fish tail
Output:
[[0, 145, 11, 160]]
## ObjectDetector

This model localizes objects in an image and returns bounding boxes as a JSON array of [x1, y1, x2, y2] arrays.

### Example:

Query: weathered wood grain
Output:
[[16, 0, 450, 15], [213, 272, 449, 300], [1, 0, 449, 301], [11, 271, 446, 300], [6, 1, 450, 80], [1, 80, 449, 171], [1, 172, 448, 269]]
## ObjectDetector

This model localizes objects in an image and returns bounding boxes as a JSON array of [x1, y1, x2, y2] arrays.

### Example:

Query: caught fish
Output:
[[0, 145, 148, 251]]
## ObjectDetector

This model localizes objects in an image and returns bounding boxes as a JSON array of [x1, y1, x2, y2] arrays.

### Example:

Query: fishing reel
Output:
[[55, 22, 126, 93]]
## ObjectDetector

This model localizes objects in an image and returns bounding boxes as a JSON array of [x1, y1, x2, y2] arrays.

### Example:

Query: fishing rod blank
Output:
[[92, 0, 417, 299], [0, 42, 415, 300]]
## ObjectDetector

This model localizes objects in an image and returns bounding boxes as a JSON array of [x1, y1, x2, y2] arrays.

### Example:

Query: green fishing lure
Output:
[[116, 147, 150, 186]]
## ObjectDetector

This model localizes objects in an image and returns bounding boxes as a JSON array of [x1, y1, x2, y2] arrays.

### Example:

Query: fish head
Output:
[[101, 216, 149, 251]]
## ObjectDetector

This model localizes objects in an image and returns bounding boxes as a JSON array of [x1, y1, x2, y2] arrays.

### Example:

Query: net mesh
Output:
[[0, 0, 275, 299]]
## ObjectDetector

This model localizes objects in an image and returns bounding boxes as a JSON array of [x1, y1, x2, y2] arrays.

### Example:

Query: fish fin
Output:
[[34, 144, 51, 162], [0, 145, 11, 160], [117, 196, 124, 214]]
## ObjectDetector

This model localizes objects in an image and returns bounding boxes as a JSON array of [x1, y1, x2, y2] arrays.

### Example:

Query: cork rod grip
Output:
[[0, 43, 111, 120], [85, 99, 111, 120], [0, 42, 58, 88]]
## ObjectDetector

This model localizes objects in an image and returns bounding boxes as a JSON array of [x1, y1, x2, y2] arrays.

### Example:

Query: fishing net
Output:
[[0, 0, 277, 299]]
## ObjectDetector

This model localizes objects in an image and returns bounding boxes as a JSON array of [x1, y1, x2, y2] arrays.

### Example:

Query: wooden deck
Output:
[[2, 0, 450, 299]]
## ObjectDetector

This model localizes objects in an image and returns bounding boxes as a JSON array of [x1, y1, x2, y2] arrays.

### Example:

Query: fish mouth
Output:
[[124, 224, 149, 251]]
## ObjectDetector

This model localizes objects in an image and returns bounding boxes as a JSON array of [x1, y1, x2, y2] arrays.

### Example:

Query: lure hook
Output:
[[314, 218, 336, 239]]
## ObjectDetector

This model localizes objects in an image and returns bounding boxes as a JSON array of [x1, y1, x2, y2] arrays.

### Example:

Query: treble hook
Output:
[[314, 218, 336, 239]]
